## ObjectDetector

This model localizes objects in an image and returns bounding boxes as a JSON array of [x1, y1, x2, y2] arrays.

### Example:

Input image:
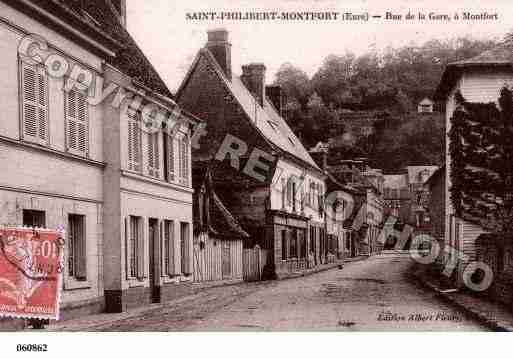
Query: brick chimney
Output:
[[266, 85, 284, 117], [241, 63, 266, 106], [206, 29, 232, 80]]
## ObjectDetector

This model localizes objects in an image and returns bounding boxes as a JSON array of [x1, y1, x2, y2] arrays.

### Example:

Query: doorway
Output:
[[148, 218, 160, 303]]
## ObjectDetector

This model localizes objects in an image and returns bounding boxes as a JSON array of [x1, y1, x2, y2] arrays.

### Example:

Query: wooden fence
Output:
[[242, 245, 269, 282]]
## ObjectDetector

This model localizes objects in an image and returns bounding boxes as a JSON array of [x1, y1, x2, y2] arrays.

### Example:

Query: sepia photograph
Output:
[[0, 0, 512, 356]]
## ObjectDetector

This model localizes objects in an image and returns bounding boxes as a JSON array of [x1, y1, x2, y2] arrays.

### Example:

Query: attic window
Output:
[[288, 137, 295, 146]]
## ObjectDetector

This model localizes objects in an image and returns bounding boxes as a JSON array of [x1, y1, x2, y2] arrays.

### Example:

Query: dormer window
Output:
[[288, 137, 295, 146], [267, 120, 278, 132]]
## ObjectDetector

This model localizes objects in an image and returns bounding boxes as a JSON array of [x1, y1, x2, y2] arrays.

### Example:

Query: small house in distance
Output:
[[418, 98, 435, 113]]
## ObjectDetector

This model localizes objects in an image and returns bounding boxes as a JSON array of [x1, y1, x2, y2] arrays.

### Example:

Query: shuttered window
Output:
[[68, 214, 86, 280], [147, 131, 160, 178], [65, 89, 89, 156], [21, 62, 48, 144], [127, 110, 142, 172]]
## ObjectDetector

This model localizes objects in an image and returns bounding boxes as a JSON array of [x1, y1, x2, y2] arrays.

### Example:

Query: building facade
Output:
[[434, 42, 513, 289], [177, 29, 329, 279], [0, 0, 197, 326]]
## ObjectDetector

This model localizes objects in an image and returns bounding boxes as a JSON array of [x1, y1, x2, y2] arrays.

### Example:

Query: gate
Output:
[[243, 245, 268, 282]]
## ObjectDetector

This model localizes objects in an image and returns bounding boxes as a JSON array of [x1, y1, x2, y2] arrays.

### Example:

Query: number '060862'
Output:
[[17, 344, 48, 352]]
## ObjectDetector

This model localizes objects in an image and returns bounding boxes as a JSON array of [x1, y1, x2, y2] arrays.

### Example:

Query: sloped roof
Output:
[[209, 191, 250, 240], [179, 48, 320, 171], [193, 167, 249, 240], [25, 0, 173, 98], [434, 42, 513, 100], [419, 98, 434, 105], [425, 165, 445, 188]]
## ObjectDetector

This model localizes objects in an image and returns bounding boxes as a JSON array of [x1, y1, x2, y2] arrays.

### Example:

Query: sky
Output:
[[126, 0, 513, 92]]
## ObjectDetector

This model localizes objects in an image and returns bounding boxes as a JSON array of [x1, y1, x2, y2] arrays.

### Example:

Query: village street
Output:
[[50, 252, 486, 331]]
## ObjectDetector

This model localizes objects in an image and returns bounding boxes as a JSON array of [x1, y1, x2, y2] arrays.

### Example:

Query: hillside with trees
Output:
[[273, 37, 498, 173]]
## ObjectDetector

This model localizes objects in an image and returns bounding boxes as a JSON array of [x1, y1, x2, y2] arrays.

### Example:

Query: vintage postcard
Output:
[[0, 0, 513, 356]]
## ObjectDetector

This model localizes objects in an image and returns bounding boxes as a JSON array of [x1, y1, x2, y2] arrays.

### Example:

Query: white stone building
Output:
[[0, 0, 197, 322]]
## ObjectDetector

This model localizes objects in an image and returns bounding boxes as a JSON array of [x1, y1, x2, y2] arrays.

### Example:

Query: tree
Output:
[[449, 88, 513, 235], [311, 53, 355, 106], [273, 63, 311, 106]]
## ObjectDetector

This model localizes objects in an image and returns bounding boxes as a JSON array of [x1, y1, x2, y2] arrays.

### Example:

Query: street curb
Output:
[[413, 271, 513, 332]]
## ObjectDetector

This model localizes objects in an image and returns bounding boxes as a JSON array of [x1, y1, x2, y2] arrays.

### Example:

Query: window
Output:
[[310, 226, 315, 254], [165, 134, 175, 181], [127, 109, 142, 172], [286, 178, 293, 206], [180, 222, 191, 275], [281, 230, 287, 260], [178, 136, 189, 186], [290, 229, 298, 258], [281, 178, 286, 209], [299, 230, 306, 259], [68, 214, 86, 280], [20, 62, 48, 144], [163, 220, 174, 276], [292, 181, 297, 212], [147, 131, 160, 178], [23, 210, 45, 228], [127, 216, 144, 279], [65, 89, 89, 156], [318, 184, 324, 216]]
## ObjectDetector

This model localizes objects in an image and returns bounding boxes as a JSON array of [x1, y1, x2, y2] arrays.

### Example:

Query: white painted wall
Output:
[[0, 3, 104, 308], [270, 158, 325, 223]]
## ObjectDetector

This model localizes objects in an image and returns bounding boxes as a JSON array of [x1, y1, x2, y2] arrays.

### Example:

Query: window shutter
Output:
[[66, 90, 89, 156], [180, 224, 186, 274], [167, 135, 175, 181], [77, 91, 88, 154], [36, 66, 48, 141], [147, 132, 160, 178], [167, 221, 176, 276], [127, 110, 141, 172], [125, 217, 129, 280], [184, 224, 192, 275], [147, 132, 154, 176], [136, 219, 145, 279], [22, 62, 47, 143], [76, 217, 87, 280], [183, 136, 188, 184], [154, 134, 160, 173], [177, 136, 189, 185]]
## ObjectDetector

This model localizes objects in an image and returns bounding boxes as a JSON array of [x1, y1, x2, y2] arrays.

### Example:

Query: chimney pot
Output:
[[206, 29, 232, 80], [241, 63, 266, 106]]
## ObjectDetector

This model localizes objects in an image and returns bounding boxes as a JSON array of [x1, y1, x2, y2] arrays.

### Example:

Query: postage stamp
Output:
[[0, 227, 64, 321]]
